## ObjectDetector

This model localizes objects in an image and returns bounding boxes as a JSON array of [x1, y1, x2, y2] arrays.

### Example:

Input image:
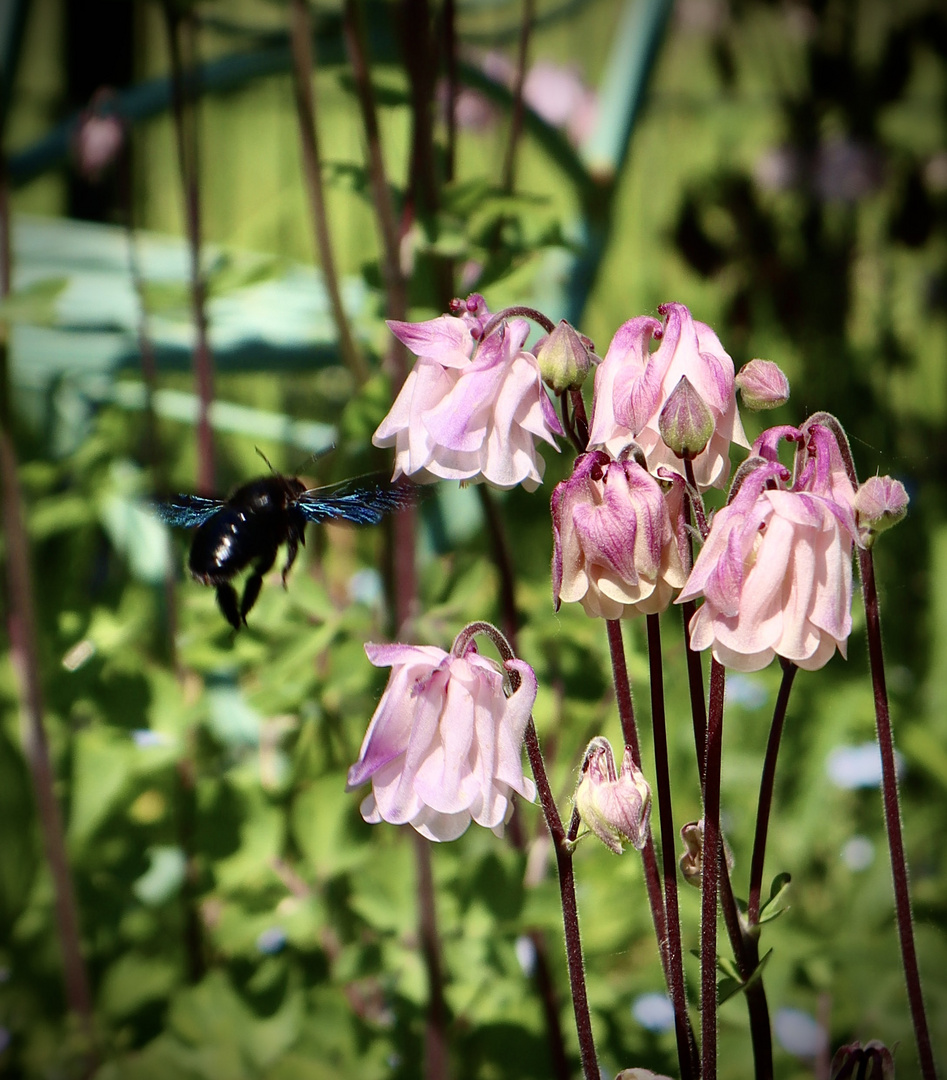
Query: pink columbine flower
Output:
[[552, 450, 686, 619], [373, 295, 563, 491], [588, 303, 749, 489], [677, 431, 858, 671], [346, 642, 537, 841]]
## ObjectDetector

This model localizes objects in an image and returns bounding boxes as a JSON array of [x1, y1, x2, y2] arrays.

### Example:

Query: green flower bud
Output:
[[658, 375, 715, 460], [534, 319, 594, 393]]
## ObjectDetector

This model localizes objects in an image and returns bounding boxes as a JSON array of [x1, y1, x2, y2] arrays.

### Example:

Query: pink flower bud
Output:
[[853, 475, 909, 548], [735, 359, 791, 410], [552, 451, 686, 619], [347, 642, 537, 841], [73, 107, 125, 183], [830, 1041, 895, 1080], [574, 738, 651, 854], [658, 375, 715, 460], [679, 819, 734, 888]]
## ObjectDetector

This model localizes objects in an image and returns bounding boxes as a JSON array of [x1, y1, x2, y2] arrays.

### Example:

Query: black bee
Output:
[[157, 471, 416, 630]]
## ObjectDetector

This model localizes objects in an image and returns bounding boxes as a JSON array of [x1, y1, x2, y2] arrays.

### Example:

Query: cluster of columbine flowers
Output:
[[345, 295, 914, 1079], [353, 297, 905, 832]]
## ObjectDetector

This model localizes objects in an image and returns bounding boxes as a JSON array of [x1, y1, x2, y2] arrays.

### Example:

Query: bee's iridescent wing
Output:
[[154, 494, 225, 529], [296, 476, 420, 526]]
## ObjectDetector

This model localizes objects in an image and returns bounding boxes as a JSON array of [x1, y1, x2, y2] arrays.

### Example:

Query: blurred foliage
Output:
[[1, 0, 946, 1078]]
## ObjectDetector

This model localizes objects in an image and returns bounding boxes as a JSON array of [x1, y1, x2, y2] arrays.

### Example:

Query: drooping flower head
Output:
[[552, 449, 686, 619], [588, 303, 749, 489], [373, 295, 563, 491], [346, 635, 537, 842], [677, 421, 859, 672]]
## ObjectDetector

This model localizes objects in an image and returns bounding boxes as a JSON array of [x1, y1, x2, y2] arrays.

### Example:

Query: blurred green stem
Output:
[[162, 3, 216, 494], [289, 0, 367, 386], [0, 169, 97, 1067], [500, 0, 534, 193]]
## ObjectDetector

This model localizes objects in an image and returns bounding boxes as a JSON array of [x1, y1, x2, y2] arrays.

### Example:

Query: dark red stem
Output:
[[858, 548, 937, 1080], [604, 619, 670, 970], [523, 719, 599, 1080], [748, 661, 797, 926], [701, 659, 726, 1080], [646, 614, 699, 1080]]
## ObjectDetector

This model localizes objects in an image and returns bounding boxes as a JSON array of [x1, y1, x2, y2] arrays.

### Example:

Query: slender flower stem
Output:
[[413, 832, 449, 1080], [748, 661, 797, 926], [500, 0, 535, 193], [646, 614, 699, 1080], [341, 0, 407, 330], [162, 4, 215, 494], [289, 0, 368, 385], [0, 171, 97, 1066], [701, 659, 726, 1080], [523, 719, 599, 1080], [476, 485, 519, 645], [680, 598, 707, 785], [480, 305, 556, 340], [569, 388, 590, 451], [441, 0, 457, 182], [858, 547, 937, 1080], [604, 620, 669, 971]]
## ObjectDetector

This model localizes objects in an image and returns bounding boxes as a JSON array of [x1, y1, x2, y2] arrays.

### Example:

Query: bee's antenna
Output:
[[254, 446, 276, 474], [292, 442, 336, 478]]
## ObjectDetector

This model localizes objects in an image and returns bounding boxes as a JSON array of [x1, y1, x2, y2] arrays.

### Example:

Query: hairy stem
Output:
[[858, 547, 937, 1080], [701, 659, 725, 1080], [646, 615, 699, 1080], [748, 661, 797, 925], [523, 719, 598, 1079], [605, 619, 670, 972]]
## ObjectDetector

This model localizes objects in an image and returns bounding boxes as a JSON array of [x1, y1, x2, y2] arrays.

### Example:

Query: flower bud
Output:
[[574, 737, 651, 854], [830, 1040, 895, 1080], [735, 359, 791, 410], [853, 475, 909, 548], [658, 375, 715, 460], [534, 319, 594, 393], [679, 819, 733, 888], [615, 1071, 676, 1080]]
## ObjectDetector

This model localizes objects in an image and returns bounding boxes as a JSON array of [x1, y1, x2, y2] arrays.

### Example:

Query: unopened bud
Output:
[[535, 319, 594, 393], [735, 359, 790, 410], [830, 1040, 895, 1080], [615, 1071, 676, 1080], [679, 819, 734, 888], [575, 737, 651, 854], [853, 475, 909, 548], [659, 375, 714, 460]]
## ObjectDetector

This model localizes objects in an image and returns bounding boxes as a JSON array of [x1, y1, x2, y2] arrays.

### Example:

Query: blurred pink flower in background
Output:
[[374, 297, 562, 490], [677, 450, 856, 672], [552, 450, 685, 619], [347, 643, 537, 841], [589, 303, 748, 489]]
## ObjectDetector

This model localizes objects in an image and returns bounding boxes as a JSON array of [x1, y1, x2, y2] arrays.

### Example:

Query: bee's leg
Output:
[[240, 548, 277, 621], [281, 535, 300, 586], [215, 584, 242, 631]]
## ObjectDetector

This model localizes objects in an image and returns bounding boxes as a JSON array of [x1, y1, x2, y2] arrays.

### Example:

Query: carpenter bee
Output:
[[157, 468, 416, 630]]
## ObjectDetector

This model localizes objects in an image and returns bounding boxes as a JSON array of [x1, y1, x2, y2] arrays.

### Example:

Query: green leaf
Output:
[[759, 872, 792, 923], [0, 276, 69, 324]]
